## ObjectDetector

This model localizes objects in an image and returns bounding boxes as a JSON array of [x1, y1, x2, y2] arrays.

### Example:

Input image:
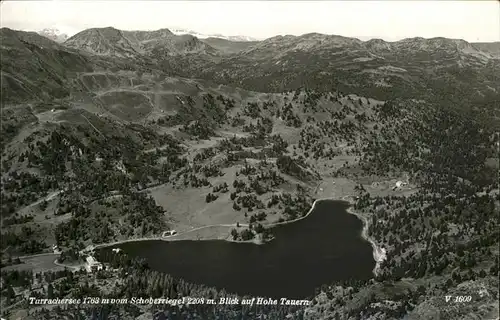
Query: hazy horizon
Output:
[[1, 0, 499, 43]]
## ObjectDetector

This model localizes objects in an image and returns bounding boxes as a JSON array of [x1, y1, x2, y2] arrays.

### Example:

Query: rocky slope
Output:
[[473, 42, 500, 58], [0, 28, 92, 104]]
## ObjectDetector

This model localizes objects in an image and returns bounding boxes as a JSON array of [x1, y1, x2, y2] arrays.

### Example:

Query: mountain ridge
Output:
[[38, 25, 500, 45], [3, 27, 499, 108]]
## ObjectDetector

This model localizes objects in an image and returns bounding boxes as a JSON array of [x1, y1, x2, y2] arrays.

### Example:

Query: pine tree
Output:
[[47, 283, 54, 299]]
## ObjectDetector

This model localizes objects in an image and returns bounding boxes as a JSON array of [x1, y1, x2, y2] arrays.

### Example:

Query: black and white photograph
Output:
[[0, 1, 499, 319]]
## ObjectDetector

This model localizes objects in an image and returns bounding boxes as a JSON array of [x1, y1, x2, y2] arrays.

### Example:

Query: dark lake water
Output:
[[105, 200, 375, 299]]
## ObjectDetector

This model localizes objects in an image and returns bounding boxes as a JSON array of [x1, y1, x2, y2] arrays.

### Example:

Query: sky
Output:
[[1, 1, 499, 42]]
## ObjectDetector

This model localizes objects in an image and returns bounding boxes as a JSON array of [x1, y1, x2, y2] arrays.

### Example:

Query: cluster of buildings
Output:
[[83, 247, 123, 273], [84, 256, 103, 273]]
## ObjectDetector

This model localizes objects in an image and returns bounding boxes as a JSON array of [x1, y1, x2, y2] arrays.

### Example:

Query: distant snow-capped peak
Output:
[[37, 26, 79, 43], [170, 27, 259, 42]]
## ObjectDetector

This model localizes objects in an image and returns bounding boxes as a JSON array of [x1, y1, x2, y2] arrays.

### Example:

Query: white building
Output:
[[394, 180, 408, 189], [85, 256, 103, 273], [162, 230, 177, 237], [112, 248, 122, 253], [83, 244, 95, 253]]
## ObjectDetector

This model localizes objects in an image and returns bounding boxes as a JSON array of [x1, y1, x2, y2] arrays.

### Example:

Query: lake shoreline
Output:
[[345, 206, 386, 277], [103, 198, 376, 298], [97, 197, 384, 277], [160, 197, 385, 276], [157, 198, 341, 245]]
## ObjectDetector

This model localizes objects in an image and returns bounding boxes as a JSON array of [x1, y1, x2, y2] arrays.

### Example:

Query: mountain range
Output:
[[36, 26, 259, 43], [9, 26, 497, 109]]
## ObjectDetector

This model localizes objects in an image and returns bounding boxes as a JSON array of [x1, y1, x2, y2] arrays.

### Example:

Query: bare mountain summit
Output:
[[64, 27, 218, 58]]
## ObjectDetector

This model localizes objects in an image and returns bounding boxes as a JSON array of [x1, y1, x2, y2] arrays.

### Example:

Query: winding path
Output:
[[18, 190, 63, 212], [92, 223, 251, 250], [81, 114, 104, 137], [91, 197, 352, 251], [16, 252, 61, 259], [92, 197, 342, 250], [53, 259, 83, 272]]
